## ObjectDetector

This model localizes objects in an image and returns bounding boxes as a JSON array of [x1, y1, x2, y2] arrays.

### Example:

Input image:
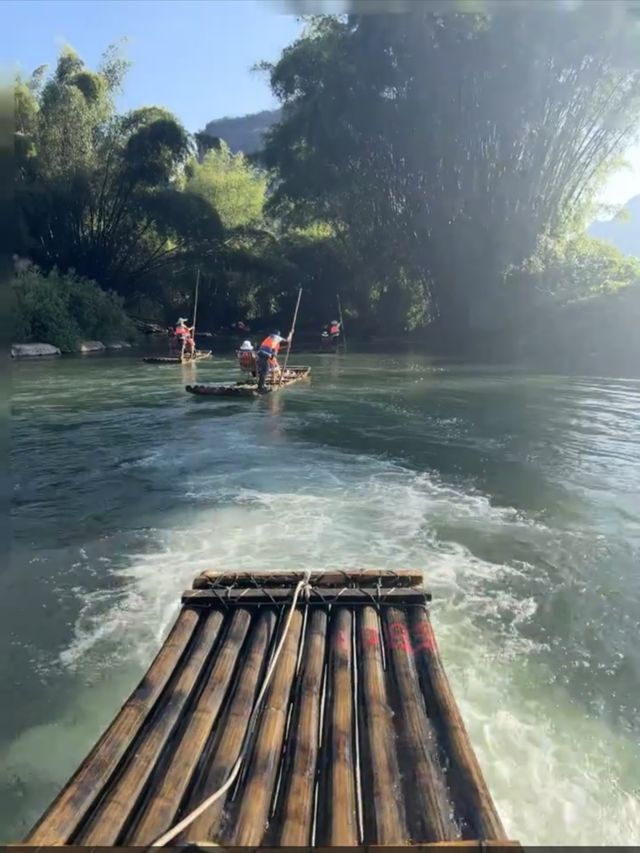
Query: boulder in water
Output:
[[78, 341, 106, 353], [105, 341, 132, 350], [11, 343, 61, 358]]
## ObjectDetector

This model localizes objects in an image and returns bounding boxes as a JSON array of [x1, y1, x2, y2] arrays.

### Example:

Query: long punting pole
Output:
[[192, 268, 201, 338], [180, 268, 201, 362], [337, 292, 347, 353], [279, 287, 303, 386]]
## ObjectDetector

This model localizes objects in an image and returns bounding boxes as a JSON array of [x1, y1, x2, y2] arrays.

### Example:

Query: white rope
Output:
[[151, 571, 312, 847]]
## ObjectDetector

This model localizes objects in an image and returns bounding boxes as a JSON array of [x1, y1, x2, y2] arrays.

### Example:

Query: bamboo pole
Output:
[[79, 610, 225, 846], [227, 608, 304, 846], [192, 268, 200, 340], [26, 609, 200, 845], [410, 608, 506, 841], [279, 608, 328, 846], [183, 609, 277, 844], [383, 607, 458, 842], [337, 293, 347, 353], [325, 607, 358, 846], [358, 606, 408, 844], [279, 287, 303, 386], [129, 609, 252, 844], [183, 268, 200, 361]]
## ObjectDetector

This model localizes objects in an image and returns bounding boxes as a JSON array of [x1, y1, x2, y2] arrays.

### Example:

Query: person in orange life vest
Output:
[[174, 318, 195, 356], [238, 340, 257, 377], [329, 320, 341, 339], [257, 329, 291, 391]]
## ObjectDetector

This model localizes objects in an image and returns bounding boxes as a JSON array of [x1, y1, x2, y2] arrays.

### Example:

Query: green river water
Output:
[[4, 352, 640, 843]]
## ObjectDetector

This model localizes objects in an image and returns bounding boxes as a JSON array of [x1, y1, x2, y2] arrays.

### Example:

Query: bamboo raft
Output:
[[25, 569, 516, 848], [186, 366, 311, 397], [143, 350, 212, 365]]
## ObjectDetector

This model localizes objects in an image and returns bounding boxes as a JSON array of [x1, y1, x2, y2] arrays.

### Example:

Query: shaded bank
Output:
[[365, 286, 640, 379], [518, 286, 640, 377]]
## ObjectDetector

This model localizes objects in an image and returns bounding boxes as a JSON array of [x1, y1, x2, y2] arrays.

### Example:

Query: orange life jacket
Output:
[[175, 326, 190, 338], [259, 335, 281, 358], [239, 350, 255, 368]]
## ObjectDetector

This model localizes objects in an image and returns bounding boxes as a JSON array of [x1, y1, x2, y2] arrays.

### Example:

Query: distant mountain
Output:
[[203, 108, 281, 155], [589, 195, 640, 257]]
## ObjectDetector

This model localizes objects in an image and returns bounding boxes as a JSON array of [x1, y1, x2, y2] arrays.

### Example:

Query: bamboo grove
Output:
[[12, 2, 640, 353]]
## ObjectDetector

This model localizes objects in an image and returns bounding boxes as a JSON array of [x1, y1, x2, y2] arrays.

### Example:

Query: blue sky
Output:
[[600, 145, 640, 210], [3, 0, 639, 210], [4, 0, 304, 130]]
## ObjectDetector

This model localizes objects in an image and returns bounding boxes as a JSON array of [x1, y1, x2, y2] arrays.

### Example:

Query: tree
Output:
[[262, 5, 640, 338], [15, 46, 224, 299], [186, 141, 267, 229], [510, 234, 640, 307]]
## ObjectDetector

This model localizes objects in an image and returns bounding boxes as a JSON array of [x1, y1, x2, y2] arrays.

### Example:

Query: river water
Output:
[[4, 352, 640, 843]]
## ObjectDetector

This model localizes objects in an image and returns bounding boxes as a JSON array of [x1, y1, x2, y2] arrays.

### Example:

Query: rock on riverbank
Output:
[[11, 343, 61, 358], [78, 341, 106, 353]]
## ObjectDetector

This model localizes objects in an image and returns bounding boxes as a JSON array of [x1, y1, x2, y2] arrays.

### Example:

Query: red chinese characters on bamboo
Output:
[[336, 619, 438, 655], [336, 629, 350, 650], [412, 619, 437, 653], [387, 622, 412, 653], [386, 620, 437, 655], [363, 627, 380, 648]]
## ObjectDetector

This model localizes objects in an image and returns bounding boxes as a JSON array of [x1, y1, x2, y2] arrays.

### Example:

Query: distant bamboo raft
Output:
[[25, 569, 515, 848], [143, 350, 212, 365]]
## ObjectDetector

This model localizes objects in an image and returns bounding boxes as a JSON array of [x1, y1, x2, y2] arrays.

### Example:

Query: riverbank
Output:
[[12, 332, 640, 384], [10, 341, 134, 358]]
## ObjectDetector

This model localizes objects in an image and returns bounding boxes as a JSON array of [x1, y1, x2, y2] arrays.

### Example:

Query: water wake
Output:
[[43, 446, 640, 845]]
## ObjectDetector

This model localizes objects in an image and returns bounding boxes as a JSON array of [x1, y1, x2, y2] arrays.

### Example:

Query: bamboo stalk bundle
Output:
[[24, 570, 517, 848]]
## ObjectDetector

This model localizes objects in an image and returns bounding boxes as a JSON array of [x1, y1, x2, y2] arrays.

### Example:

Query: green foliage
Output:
[[12, 43, 277, 338], [14, 45, 221, 300], [186, 142, 267, 228], [13, 267, 136, 351], [15, 13, 640, 352], [122, 107, 191, 185], [262, 6, 640, 334], [98, 41, 132, 93], [510, 234, 640, 306]]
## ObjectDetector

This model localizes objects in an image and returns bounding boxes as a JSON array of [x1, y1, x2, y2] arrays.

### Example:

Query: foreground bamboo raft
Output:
[[26, 570, 516, 848], [186, 365, 311, 397]]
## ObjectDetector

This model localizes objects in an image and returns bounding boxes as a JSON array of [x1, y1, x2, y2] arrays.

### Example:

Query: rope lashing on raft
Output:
[[151, 570, 313, 848]]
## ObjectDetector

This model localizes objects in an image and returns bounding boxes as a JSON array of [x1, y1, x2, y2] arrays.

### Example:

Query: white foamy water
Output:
[[7, 449, 634, 844]]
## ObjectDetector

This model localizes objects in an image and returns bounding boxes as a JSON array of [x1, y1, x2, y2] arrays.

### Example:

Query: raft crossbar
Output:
[[183, 587, 430, 607], [193, 568, 425, 589]]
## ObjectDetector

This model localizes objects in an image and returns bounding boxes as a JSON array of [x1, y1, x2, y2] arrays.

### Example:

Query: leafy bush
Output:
[[507, 233, 640, 310], [12, 266, 136, 351]]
